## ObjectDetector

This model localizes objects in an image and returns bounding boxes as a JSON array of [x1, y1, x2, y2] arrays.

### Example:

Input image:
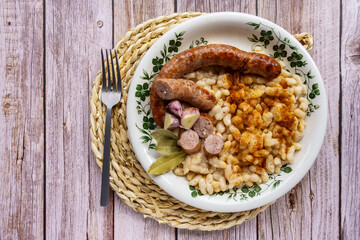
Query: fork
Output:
[[100, 49, 122, 206]]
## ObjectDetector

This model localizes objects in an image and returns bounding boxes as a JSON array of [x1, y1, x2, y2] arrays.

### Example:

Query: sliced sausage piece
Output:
[[203, 134, 224, 156], [192, 113, 214, 138], [179, 130, 201, 155], [153, 78, 216, 112]]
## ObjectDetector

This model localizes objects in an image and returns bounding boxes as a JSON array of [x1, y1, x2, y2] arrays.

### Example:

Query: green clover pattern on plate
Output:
[[247, 22, 320, 115], [190, 165, 292, 200], [135, 32, 208, 149]]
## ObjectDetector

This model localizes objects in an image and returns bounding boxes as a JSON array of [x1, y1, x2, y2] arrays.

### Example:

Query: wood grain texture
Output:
[[341, 0, 360, 239], [114, 0, 174, 42], [45, 0, 114, 239], [257, 0, 340, 239], [0, 1, 44, 239], [177, 218, 258, 240], [1, 0, 356, 238], [114, 200, 175, 240], [177, 0, 256, 12], [112, 1, 176, 239], [176, 0, 256, 238]]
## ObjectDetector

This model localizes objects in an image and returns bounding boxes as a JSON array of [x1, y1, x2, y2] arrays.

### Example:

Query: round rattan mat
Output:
[[89, 12, 313, 231]]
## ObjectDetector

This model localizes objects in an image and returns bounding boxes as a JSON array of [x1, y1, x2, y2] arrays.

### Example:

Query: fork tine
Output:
[[106, 49, 112, 92], [114, 50, 121, 92], [101, 49, 106, 92], [110, 49, 116, 91]]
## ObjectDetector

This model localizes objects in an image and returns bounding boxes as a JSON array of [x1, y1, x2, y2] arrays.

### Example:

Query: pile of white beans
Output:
[[173, 58, 308, 195]]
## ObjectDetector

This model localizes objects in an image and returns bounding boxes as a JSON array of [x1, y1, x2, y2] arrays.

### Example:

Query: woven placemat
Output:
[[90, 12, 313, 231]]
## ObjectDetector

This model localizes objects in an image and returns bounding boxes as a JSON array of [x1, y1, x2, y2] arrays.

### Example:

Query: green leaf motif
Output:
[[189, 37, 208, 49], [246, 21, 320, 116], [138, 30, 186, 118], [248, 191, 256, 198], [189, 41, 194, 49], [142, 69, 150, 80], [191, 191, 198, 198], [136, 123, 150, 136], [241, 187, 249, 193], [254, 185, 262, 192], [195, 160, 293, 200], [247, 22, 260, 29], [178, 31, 185, 37], [272, 180, 282, 190], [140, 136, 151, 143]]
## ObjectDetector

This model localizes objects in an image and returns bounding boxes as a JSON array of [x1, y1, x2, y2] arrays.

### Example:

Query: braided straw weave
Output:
[[90, 12, 313, 231]]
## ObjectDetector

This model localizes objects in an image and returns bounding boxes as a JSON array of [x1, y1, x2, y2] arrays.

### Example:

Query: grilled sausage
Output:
[[203, 134, 224, 156], [157, 44, 281, 79], [153, 78, 216, 111], [192, 113, 214, 138], [150, 44, 281, 127], [179, 130, 201, 155], [150, 86, 167, 128]]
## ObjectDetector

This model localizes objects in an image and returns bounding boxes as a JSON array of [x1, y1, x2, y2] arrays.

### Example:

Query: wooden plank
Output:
[[257, 0, 340, 239], [0, 1, 44, 239], [176, 0, 257, 238], [177, 0, 256, 12], [45, 1, 114, 239], [114, 200, 175, 240], [177, 218, 257, 240], [340, 0, 360, 238], [112, 1, 176, 239], [113, 0, 174, 43]]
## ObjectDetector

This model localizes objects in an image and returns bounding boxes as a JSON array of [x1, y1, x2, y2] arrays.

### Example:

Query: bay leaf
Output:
[[155, 140, 181, 155], [150, 129, 178, 143], [148, 151, 187, 175]]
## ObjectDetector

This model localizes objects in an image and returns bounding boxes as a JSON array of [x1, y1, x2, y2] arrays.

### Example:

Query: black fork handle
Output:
[[100, 107, 112, 206]]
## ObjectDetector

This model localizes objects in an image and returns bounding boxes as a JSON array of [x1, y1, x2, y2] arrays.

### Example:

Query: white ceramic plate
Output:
[[126, 12, 327, 212]]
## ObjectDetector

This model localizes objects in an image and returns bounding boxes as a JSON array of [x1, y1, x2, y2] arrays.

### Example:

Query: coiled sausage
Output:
[[150, 44, 281, 127]]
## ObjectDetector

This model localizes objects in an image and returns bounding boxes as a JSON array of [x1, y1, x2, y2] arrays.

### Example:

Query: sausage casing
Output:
[[157, 44, 281, 79], [150, 44, 281, 127], [153, 78, 216, 111]]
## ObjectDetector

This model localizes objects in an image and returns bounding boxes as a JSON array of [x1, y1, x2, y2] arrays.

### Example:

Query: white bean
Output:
[[223, 113, 232, 126], [216, 121, 226, 134]]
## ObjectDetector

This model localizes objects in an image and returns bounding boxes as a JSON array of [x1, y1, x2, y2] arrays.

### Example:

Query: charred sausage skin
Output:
[[150, 44, 281, 127], [153, 78, 216, 111], [157, 44, 281, 79]]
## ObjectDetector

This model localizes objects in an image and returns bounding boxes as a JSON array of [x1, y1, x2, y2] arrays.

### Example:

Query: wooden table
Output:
[[1, 0, 358, 239]]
